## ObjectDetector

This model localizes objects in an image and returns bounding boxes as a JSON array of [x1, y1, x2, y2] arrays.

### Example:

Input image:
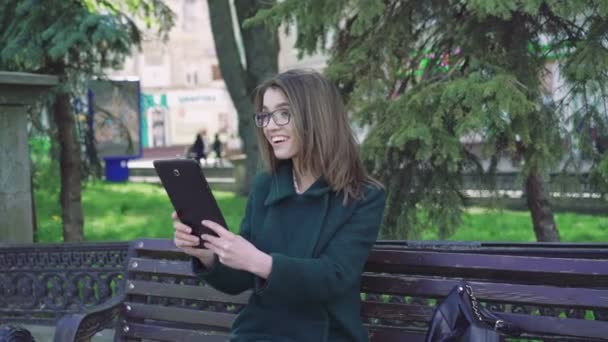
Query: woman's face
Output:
[[262, 88, 299, 160]]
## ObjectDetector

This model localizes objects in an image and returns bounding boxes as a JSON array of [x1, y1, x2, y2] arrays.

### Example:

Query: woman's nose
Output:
[[266, 115, 280, 129]]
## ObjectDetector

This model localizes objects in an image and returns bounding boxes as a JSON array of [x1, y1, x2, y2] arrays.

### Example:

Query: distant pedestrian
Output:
[[192, 130, 207, 166], [212, 133, 223, 167]]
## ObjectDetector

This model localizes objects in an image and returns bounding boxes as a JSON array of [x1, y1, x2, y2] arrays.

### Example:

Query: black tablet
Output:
[[153, 158, 228, 248]]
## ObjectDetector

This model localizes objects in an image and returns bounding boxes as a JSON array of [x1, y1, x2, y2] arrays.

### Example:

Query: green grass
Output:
[[35, 181, 246, 242], [421, 207, 608, 242], [35, 181, 607, 242]]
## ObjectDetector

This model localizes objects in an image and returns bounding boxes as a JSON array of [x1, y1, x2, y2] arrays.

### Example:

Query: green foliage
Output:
[[0, 0, 173, 77], [251, 0, 608, 239], [29, 135, 60, 199]]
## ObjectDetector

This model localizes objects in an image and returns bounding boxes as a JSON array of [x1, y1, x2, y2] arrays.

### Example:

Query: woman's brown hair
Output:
[[253, 69, 382, 203]]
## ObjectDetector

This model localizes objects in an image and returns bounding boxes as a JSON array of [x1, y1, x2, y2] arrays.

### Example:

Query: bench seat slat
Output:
[[123, 322, 230, 342], [361, 274, 608, 309], [125, 302, 236, 328], [126, 279, 250, 304], [128, 257, 194, 277]]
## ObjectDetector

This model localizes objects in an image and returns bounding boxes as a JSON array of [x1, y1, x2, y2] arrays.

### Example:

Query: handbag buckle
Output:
[[494, 319, 504, 330]]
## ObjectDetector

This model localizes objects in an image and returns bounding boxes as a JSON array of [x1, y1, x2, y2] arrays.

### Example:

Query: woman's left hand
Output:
[[201, 220, 272, 278]]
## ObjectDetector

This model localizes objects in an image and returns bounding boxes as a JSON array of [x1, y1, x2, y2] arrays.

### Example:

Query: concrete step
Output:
[[128, 175, 237, 192], [21, 325, 114, 342], [121, 158, 236, 192], [127, 158, 234, 178], [129, 166, 234, 178]]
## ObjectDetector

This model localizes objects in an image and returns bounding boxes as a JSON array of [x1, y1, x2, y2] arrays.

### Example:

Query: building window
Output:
[[212, 64, 222, 80], [182, 0, 198, 31], [193, 72, 198, 85]]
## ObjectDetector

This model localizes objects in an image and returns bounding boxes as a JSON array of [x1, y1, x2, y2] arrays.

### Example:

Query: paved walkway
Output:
[[127, 156, 233, 170], [22, 325, 114, 342]]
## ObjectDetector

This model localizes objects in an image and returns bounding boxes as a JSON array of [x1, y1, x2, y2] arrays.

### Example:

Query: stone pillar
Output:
[[0, 71, 58, 244], [0, 106, 33, 243]]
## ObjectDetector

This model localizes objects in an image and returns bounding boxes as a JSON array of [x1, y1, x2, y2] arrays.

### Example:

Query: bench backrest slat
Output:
[[126, 279, 251, 304], [366, 326, 426, 342], [361, 302, 434, 322], [361, 274, 608, 309], [125, 302, 236, 329], [500, 311, 608, 339], [366, 250, 608, 286], [124, 322, 230, 342], [128, 257, 193, 277]]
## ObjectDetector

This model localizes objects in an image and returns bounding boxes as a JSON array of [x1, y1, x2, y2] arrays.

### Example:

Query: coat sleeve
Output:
[[191, 190, 255, 295], [254, 186, 385, 304]]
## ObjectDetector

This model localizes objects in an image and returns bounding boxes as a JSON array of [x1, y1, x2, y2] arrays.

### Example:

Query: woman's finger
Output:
[[203, 242, 222, 259], [181, 246, 201, 256], [200, 233, 223, 247], [175, 231, 199, 244], [174, 221, 192, 233], [171, 211, 178, 220], [202, 220, 232, 238], [175, 236, 198, 248]]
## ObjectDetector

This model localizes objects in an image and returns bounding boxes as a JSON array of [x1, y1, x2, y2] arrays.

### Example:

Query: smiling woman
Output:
[[252, 69, 380, 202], [171, 69, 386, 342]]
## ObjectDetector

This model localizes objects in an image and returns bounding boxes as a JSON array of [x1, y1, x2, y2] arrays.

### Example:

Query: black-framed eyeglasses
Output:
[[253, 109, 291, 128]]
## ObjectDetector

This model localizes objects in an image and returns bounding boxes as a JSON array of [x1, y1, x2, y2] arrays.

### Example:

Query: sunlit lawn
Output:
[[35, 181, 607, 243], [420, 207, 608, 242], [35, 181, 246, 242]]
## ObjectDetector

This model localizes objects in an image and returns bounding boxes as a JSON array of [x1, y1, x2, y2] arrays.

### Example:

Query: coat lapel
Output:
[[300, 192, 329, 257], [263, 161, 296, 206], [262, 161, 331, 257]]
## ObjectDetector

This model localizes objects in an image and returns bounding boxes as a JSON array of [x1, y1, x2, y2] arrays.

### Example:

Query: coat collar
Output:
[[264, 160, 331, 206]]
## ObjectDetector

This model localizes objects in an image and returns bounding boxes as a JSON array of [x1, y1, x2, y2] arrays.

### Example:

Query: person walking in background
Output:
[[212, 133, 223, 167], [192, 130, 207, 166], [172, 69, 386, 341]]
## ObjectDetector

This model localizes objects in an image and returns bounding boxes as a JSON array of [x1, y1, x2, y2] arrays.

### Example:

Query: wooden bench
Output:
[[52, 239, 608, 342]]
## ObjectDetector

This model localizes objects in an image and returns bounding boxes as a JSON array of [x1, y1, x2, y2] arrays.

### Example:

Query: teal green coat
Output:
[[193, 161, 385, 342]]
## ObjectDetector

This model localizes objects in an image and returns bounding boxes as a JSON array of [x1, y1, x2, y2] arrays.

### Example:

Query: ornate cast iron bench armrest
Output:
[[53, 294, 127, 342]]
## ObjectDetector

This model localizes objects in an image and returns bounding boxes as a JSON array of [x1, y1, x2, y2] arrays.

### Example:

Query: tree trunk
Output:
[[234, 0, 278, 194], [207, 0, 277, 195], [84, 90, 102, 178], [53, 92, 84, 242], [524, 170, 560, 242]]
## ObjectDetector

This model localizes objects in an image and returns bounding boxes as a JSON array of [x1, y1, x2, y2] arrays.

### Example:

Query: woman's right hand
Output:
[[172, 212, 216, 267]]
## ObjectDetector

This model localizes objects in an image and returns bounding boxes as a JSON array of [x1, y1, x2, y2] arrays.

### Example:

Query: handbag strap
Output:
[[461, 284, 506, 331]]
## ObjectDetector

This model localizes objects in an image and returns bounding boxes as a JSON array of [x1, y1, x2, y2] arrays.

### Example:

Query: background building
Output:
[[111, 0, 328, 150]]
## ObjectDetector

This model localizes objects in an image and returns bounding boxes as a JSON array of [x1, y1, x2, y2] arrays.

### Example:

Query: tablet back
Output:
[[153, 159, 227, 247]]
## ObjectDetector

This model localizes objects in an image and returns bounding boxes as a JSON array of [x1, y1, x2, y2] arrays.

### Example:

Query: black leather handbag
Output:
[[424, 283, 520, 342]]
